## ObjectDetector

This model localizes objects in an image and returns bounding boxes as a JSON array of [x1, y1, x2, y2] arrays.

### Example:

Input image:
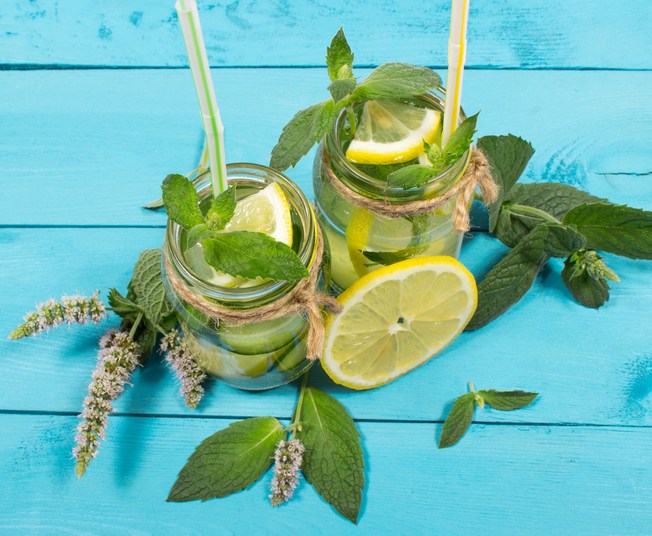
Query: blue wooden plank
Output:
[[0, 69, 651, 226], [2, 228, 651, 425], [1, 414, 651, 535], [2, 1, 651, 69]]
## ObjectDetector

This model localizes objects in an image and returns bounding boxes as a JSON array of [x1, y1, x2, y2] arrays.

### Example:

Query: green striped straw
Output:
[[175, 0, 227, 196]]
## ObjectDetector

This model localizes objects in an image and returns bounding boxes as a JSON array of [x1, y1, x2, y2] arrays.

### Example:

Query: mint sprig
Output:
[[161, 174, 308, 282], [439, 382, 538, 448], [467, 134, 652, 329], [387, 113, 479, 189], [270, 28, 440, 172]]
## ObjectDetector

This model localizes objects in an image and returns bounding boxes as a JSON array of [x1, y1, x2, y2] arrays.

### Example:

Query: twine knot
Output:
[[165, 230, 340, 361], [323, 147, 499, 232]]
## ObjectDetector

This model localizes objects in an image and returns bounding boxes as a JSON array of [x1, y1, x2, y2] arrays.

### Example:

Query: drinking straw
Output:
[[175, 0, 227, 196], [441, 0, 470, 145]]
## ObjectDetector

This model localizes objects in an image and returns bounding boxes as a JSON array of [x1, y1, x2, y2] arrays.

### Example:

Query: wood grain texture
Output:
[[0, 69, 651, 226], [2, 228, 651, 425], [2, 414, 651, 535], [3, 1, 651, 69]]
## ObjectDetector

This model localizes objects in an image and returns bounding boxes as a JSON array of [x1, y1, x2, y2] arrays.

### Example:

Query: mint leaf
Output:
[[326, 28, 354, 81], [329, 78, 357, 103], [186, 223, 214, 247], [467, 225, 549, 330], [167, 417, 283, 502], [206, 185, 236, 231], [270, 100, 340, 171], [544, 223, 586, 258], [438, 393, 475, 449], [477, 135, 535, 231], [202, 232, 309, 281], [429, 112, 478, 173], [478, 390, 538, 410], [387, 164, 438, 189], [352, 63, 440, 101], [298, 387, 364, 524], [107, 288, 141, 320], [128, 249, 175, 329], [562, 203, 652, 259], [507, 183, 605, 221], [161, 174, 205, 230]]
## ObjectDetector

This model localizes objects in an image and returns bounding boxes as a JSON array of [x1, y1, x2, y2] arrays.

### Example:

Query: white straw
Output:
[[175, 0, 228, 196], [442, 0, 471, 145]]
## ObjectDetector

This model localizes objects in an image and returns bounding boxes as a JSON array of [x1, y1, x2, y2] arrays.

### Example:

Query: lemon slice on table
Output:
[[186, 182, 293, 288], [322, 256, 477, 390], [346, 100, 441, 165]]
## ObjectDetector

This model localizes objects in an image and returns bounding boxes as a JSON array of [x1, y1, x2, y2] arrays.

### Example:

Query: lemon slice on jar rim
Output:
[[345, 100, 441, 165]]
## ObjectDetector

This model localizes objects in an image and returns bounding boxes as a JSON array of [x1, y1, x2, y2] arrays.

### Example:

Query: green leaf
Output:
[[326, 28, 355, 81], [107, 288, 141, 320], [387, 164, 438, 189], [167, 417, 284, 502], [270, 100, 341, 171], [186, 223, 214, 247], [544, 223, 586, 258], [202, 232, 309, 281], [161, 174, 205, 230], [329, 78, 357, 103], [430, 112, 478, 173], [562, 203, 652, 259], [506, 183, 605, 221], [561, 256, 611, 309], [478, 390, 538, 411], [352, 63, 440, 101], [477, 135, 535, 231], [438, 393, 475, 449], [206, 185, 237, 231], [298, 387, 364, 524], [466, 225, 549, 330], [127, 249, 175, 329]]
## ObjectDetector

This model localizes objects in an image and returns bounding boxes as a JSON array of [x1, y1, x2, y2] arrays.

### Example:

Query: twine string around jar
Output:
[[323, 147, 499, 232], [164, 230, 341, 360]]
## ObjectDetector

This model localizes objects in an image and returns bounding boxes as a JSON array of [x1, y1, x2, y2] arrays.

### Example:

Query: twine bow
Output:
[[165, 230, 340, 360], [323, 147, 499, 233]]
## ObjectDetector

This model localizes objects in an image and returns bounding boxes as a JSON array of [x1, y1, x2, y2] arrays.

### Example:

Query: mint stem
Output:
[[509, 204, 561, 224], [468, 381, 476, 393], [290, 372, 310, 439], [128, 312, 143, 339], [347, 105, 357, 137]]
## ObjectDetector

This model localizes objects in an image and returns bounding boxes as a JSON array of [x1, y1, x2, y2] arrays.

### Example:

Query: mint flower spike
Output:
[[270, 438, 305, 507], [160, 329, 207, 409], [73, 330, 141, 477], [8, 291, 106, 340]]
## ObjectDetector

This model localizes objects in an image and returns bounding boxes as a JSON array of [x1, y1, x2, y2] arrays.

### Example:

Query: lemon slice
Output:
[[186, 182, 293, 288], [223, 182, 293, 244], [346, 100, 441, 165], [322, 256, 477, 389]]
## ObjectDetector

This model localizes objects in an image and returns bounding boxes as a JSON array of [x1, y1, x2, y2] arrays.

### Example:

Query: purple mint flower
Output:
[[8, 291, 106, 340], [161, 329, 207, 409], [73, 330, 140, 477], [270, 438, 305, 507]]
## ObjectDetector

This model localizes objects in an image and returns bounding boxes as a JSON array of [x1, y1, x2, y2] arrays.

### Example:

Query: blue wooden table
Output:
[[2, 2, 652, 534]]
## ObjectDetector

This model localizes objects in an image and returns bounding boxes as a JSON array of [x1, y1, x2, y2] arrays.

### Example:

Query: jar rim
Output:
[[164, 163, 318, 307], [324, 87, 470, 201]]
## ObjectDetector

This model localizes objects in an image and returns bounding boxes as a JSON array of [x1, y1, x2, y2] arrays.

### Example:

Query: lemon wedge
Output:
[[322, 256, 477, 389], [186, 182, 293, 288], [346, 100, 441, 165]]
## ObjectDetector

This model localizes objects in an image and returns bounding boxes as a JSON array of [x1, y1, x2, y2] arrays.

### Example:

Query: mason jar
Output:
[[162, 164, 330, 390], [313, 88, 470, 292]]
